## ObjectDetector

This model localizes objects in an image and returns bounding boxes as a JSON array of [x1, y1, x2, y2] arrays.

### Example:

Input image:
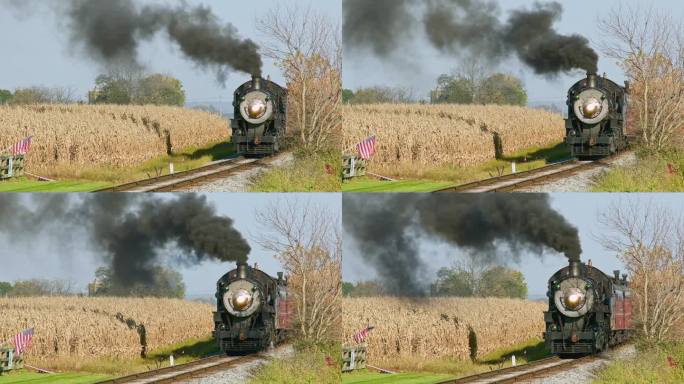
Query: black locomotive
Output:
[[544, 259, 633, 355], [213, 262, 293, 354], [565, 73, 630, 158], [231, 75, 287, 156]]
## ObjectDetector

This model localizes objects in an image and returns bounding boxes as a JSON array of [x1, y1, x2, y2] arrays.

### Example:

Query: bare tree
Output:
[[599, 6, 684, 150], [257, 4, 342, 152], [254, 198, 342, 344], [598, 198, 684, 344]]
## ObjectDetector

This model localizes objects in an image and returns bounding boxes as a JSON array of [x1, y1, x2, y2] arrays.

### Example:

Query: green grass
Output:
[[343, 142, 569, 192], [250, 342, 341, 384], [342, 339, 550, 384], [0, 372, 108, 384], [593, 148, 684, 192], [0, 141, 236, 192], [594, 343, 684, 383], [343, 371, 452, 384], [250, 149, 341, 192]]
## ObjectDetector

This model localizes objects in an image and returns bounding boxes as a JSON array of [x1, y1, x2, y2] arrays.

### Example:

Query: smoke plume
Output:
[[0, 194, 250, 288], [344, 0, 598, 74], [5, 0, 262, 79], [343, 194, 581, 295]]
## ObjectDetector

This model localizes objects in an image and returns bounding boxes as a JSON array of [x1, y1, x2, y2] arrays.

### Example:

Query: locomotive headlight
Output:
[[231, 289, 253, 311], [246, 99, 267, 119], [562, 288, 586, 310], [581, 98, 602, 119]]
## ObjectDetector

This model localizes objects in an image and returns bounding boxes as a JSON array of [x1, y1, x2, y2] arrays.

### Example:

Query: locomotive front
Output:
[[213, 262, 276, 353], [565, 72, 629, 158], [544, 259, 632, 355], [231, 75, 287, 156]]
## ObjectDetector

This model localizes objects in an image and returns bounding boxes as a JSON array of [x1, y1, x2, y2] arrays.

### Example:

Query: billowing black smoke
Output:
[[344, 0, 598, 74], [0, 194, 250, 288], [343, 194, 581, 296], [6, 0, 262, 79]]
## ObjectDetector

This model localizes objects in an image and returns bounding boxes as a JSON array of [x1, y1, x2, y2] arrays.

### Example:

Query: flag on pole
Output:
[[356, 135, 376, 160], [353, 325, 374, 344], [11, 136, 33, 156], [12, 328, 34, 355]]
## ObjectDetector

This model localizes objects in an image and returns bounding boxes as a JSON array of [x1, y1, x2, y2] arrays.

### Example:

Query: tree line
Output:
[[343, 265, 528, 299], [0, 71, 185, 107]]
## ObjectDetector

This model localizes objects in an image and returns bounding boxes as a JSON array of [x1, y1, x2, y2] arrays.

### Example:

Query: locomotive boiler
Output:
[[544, 259, 633, 355], [565, 73, 629, 158], [231, 75, 287, 156], [213, 262, 293, 354]]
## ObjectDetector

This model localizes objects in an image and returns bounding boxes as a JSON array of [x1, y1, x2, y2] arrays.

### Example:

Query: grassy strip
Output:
[[342, 338, 548, 384], [0, 141, 235, 192], [250, 149, 342, 192], [594, 343, 684, 383], [343, 142, 568, 192], [250, 343, 341, 384], [0, 372, 109, 384], [593, 148, 684, 192]]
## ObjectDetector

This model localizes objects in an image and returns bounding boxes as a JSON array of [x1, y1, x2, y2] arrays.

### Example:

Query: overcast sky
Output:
[[0, 0, 341, 105], [343, 0, 684, 105], [343, 193, 684, 298], [0, 193, 341, 297]]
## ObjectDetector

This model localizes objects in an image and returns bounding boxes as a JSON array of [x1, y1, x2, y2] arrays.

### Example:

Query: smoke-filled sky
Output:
[[0, 0, 340, 105], [343, 193, 684, 298], [343, 0, 684, 106], [0, 193, 341, 297]]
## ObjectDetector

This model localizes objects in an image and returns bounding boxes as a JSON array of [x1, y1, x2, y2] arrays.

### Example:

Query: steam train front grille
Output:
[[551, 341, 594, 354], [220, 338, 262, 353], [235, 143, 275, 155]]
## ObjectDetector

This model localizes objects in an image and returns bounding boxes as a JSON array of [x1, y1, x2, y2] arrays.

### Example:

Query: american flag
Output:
[[353, 325, 374, 344], [11, 136, 33, 156], [12, 328, 34, 356], [356, 135, 376, 160]]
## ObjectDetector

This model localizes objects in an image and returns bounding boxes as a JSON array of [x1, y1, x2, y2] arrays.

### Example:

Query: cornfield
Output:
[[0, 104, 229, 175], [342, 297, 546, 364], [0, 297, 213, 363], [343, 104, 564, 174]]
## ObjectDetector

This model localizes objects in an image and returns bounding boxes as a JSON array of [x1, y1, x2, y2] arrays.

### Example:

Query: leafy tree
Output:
[[432, 267, 474, 296], [350, 86, 413, 104], [0, 282, 12, 296], [91, 266, 185, 298], [342, 281, 355, 296], [344, 281, 385, 297], [0, 89, 13, 104], [137, 74, 185, 106], [432, 74, 475, 104], [10, 279, 73, 296], [478, 74, 528, 106], [91, 75, 133, 105], [342, 89, 355, 104], [10, 87, 75, 105], [479, 266, 528, 299]]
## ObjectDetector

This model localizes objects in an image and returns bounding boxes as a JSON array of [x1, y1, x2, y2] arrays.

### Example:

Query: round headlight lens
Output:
[[232, 289, 253, 311], [581, 98, 602, 118], [246, 99, 267, 119], [563, 288, 586, 310]]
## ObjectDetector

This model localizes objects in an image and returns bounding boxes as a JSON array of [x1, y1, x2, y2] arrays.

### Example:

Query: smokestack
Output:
[[613, 270, 620, 281], [277, 272, 283, 281], [569, 260, 581, 277], [237, 262, 248, 279], [252, 75, 262, 90], [587, 72, 597, 88]]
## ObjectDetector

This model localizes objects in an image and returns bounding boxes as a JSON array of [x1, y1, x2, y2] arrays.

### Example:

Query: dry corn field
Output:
[[0, 104, 228, 175], [0, 297, 213, 363], [343, 104, 564, 174], [342, 297, 546, 364]]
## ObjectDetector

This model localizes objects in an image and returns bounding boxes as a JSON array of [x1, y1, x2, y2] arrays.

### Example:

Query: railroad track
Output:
[[434, 152, 631, 193], [95, 155, 279, 192], [95, 353, 263, 384], [437, 355, 599, 384]]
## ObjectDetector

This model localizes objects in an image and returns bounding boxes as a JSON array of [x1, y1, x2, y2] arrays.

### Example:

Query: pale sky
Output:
[[343, 193, 684, 298]]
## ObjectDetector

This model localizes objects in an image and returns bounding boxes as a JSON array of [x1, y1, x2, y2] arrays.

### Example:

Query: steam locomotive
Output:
[[231, 75, 288, 156], [213, 262, 293, 354], [565, 73, 630, 158], [544, 259, 633, 355]]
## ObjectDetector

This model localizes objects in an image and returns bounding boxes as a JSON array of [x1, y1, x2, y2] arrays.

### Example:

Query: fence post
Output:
[[7, 157, 13, 178], [511, 162, 517, 174], [8, 349, 13, 370]]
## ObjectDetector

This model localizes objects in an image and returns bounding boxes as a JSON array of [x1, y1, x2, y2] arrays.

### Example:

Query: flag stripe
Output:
[[357, 135, 376, 160], [12, 328, 34, 355], [11, 136, 32, 156]]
